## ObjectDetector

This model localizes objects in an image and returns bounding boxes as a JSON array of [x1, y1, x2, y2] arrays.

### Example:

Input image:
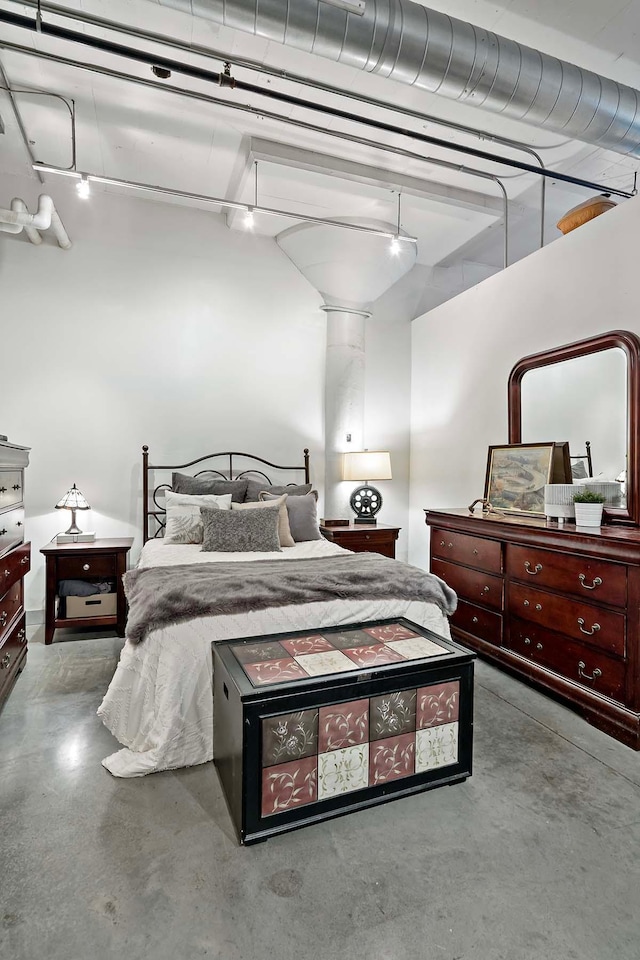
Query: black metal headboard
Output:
[[142, 445, 311, 542]]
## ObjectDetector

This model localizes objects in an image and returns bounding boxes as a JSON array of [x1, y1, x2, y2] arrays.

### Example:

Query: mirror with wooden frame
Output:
[[508, 330, 640, 526]]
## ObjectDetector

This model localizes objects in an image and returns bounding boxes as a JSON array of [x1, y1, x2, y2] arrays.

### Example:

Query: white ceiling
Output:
[[1, 0, 639, 275]]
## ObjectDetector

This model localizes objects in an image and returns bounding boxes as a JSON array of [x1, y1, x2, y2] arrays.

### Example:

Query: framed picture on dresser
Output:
[[484, 442, 571, 516]]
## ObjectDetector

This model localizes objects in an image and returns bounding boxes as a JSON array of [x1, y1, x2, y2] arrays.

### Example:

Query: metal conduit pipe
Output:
[[24, 42, 512, 265], [7, 0, 547, 244], [0, 10, 633, 200], [0, 195, 72, 248], [150, 0, 640, 158], [2, 28, 512, 262]]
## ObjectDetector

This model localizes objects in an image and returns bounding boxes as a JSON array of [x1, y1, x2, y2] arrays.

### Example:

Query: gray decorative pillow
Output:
[[172, 472, 248, 503], [201, 504, 282, 553], [260, 491, 321, 542], [244, 478, 312, 503], [164, 490, 232, 544], [232, 494, 295, 548]]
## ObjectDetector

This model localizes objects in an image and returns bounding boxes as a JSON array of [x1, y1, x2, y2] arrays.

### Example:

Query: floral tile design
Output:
[[342, 644, 407, 668], [261, 755, 317, 817], [233, 641, 286, 665], [243, 657, 308, 686], [318, 699, 369, 753], [280, 635, 334, 657], [364, 624, 420, 643], [317, 744, 369, 800], [328, 630, 380, 650], [417, 682, 460, 729], [385, 636, 448, 661], [262, 709, 319, 767], [415, 721, 459, 772], [293, 650, 355, 677], [369, 690, 417, 741], [369, 732, 415, 785]]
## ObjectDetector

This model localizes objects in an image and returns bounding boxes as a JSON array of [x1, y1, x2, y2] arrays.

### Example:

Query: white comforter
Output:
[[98, 539, 452, 777]]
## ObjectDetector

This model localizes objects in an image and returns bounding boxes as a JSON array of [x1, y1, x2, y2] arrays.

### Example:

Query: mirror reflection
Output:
[[520, 347, 628, 504]]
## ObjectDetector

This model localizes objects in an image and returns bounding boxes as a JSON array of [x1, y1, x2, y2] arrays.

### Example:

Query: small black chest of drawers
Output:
[[0, 440, 31, 710]]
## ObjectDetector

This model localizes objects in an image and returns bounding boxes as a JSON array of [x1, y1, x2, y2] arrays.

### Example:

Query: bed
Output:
[[97, 447, 455, 778]]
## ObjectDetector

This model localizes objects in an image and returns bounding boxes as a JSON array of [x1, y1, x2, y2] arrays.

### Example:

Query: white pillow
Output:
[[231, 493, 294, 548], [164, 490, 232, 544]]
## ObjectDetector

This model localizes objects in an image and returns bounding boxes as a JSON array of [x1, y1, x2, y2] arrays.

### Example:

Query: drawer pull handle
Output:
[[20, 556, 28, 565], [523, 637, 531, 645], [536, 642, 543, 650], [0, 612, 7, 626], [3, 569, 9, 578], [482, 586, 490, 594], [0, 487, 6, 493], [535, 603, 542, 611], [83, 563, 90, 571], [472, 616, 479, 624], [577, 618, 600, 636], [12, 484, 20, 491], [17, 628, 26, 643], [439, 540, 445, 547], [0, 654, 10, 669], [473, 549, 478, 556], [578, 661, 602, 682], [523, 599, 529, 607], [0, 529, 7, 536], [525, 561, 542, 575], [578, 574, 603, 591], [16, 521, 22, 527]]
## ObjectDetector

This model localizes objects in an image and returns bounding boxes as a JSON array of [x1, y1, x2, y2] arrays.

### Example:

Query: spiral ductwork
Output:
[[149, 0, 640, 156]]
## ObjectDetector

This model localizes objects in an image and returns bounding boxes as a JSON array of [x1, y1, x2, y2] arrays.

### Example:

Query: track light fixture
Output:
[[76, 174, 90, 199], [34, 163, 419, 247]]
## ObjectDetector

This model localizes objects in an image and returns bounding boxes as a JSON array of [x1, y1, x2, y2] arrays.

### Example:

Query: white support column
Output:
[[277, 218, 416, 518], [322, 306, 370, 519]]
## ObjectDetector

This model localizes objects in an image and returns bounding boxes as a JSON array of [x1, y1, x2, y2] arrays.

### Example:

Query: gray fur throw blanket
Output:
[[123, 553, 458, 644]]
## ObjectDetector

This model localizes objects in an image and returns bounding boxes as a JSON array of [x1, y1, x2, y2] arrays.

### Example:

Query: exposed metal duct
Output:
[[151, 0, 640, 157]]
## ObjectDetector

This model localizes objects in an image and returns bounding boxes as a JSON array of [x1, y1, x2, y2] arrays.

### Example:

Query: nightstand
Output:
[[319, 522, 400, 559], [40, 538, 133, 645]]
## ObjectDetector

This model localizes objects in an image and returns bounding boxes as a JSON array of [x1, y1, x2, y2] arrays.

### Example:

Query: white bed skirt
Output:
[[97, 541, 452, 778]]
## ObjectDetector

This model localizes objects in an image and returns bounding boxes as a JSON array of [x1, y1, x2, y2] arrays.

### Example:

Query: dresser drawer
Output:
[[1, 542, 30, 594], [507, 544, 627, 608], [507, 617, 626, 703], [0, 507, 25, 558], [0, 613, 27, 702], [0, 470, 24, 510], [431, 557, 503, 611], [431, 528, 502, 574], [57, 554, 117, 580], [451, 599, 502, 646], [0, 580, 23, 639], [507, 583, 625, 658]]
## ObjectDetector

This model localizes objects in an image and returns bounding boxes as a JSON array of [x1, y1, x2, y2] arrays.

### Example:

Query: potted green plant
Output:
[[573, 489, 606, 527]]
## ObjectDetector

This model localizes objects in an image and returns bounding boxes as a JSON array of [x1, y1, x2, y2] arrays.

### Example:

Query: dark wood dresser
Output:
[[0, 440, 30, 710], [425, 508, 640, 749], [320, 522, 400, 558]]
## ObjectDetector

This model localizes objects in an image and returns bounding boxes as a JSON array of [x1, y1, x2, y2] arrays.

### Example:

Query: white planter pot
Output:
[[574, 503, 604, 527]]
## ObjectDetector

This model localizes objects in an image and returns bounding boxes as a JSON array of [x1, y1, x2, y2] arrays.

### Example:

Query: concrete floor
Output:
[[1, 630, 640, 960]]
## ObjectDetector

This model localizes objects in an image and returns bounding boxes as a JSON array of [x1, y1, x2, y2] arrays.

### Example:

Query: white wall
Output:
[[409, 194, 640, 570], [0, 176, 327, 614], [362, 280, 415, 561]]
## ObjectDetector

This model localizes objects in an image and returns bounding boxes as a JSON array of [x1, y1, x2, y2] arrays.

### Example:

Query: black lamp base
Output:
[[350, 484, 383, 523]]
